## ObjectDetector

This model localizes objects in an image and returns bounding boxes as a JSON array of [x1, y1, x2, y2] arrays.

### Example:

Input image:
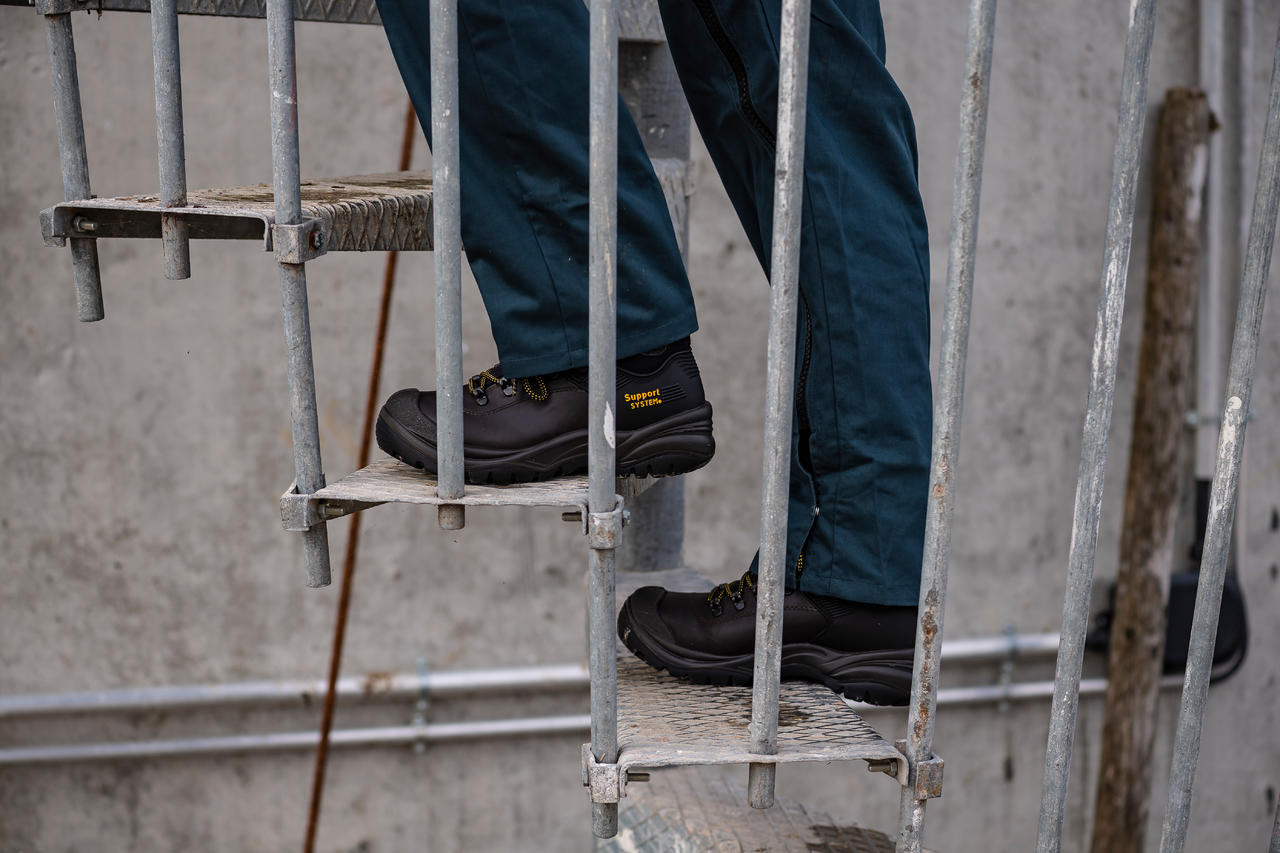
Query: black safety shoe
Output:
[[617, 572, 917, 706], [375, 337, 715, 485]]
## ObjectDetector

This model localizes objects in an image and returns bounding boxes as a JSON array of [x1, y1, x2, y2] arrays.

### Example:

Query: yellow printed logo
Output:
[[624, 387, 663, 410]]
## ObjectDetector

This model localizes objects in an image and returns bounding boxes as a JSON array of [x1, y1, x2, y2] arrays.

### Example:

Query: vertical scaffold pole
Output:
[[266, 0, 330, 587], [1158, 23, 1280, 853], [746, 0, 810, 811], [1035, 2, 1158, 851], [430, 0, 466, 531], [149, 0, 191, 280], [42, 6, 104, 322], [896, 1, 997, 850], [587, 0, 620, 838]]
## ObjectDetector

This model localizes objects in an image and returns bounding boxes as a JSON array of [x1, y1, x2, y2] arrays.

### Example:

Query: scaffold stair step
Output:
[[282, 459, 660, 527], [41, 173, 434, 254], [614, 657, 906, 780]]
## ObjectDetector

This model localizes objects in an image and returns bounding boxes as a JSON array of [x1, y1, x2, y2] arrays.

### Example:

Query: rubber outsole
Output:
[[617, 597, 914, 707], [375, 402, 716, 486]]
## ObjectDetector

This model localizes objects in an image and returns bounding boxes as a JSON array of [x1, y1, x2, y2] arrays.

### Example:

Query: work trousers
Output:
[[375, 0, 932, 606]]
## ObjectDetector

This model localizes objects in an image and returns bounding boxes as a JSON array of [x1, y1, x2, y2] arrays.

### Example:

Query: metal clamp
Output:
[[581, 745, 621, 804], [271, 220, 327, 264], [411, 657, 430, 755], [280, 483, 380, 531], [586, 498, 626, 549], [279, 482, 323, 532], [895, 739, 945, 799]]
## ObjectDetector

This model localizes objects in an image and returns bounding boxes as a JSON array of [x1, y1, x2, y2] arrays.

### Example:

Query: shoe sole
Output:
[[375, 402, 716, 486], [617, 596, 914, 707]]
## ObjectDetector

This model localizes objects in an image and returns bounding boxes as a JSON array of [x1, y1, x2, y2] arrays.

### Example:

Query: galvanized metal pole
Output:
[[896, 0, 996, 849], [266, 0, 330, 587], [149, 0, 191, 280], [1035, 2, 1158, 850], [430, 0, 466, 531], [42, 10, 104, 322], [746, 0, 810, 811], [1270, 800, 1280, 853], [1158, 23, 1280, 853], [587, 0, 620, 838]]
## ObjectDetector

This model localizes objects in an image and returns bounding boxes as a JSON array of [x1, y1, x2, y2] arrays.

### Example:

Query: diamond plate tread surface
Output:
[[47, 173, 432, 252], [312, 459, 661, 510], [598, 765, 902, 853], [615, 658, 904, 775]]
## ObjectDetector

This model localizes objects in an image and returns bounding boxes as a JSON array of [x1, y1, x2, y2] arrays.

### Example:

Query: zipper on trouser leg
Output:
[[690, 0, 819, 587], [690, 0, 778, 149]]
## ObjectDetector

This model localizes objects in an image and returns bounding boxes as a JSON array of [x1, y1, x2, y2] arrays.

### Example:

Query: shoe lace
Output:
[[465, 365, 548, 406], [706, 571, 755, 615]]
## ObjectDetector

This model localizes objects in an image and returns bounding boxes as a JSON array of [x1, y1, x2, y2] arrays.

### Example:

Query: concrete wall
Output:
[[1, 3, 1278, 851]]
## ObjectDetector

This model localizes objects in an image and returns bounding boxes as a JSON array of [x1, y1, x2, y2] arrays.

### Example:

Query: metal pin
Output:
[[266, 0, 330, 587], [44, 11, 104, 321], [150, 0, 191, 279], [1158, 21, 1280, 853], [1036, 2, 1158, 850], [747, 0, 812, 812], [587, 0, 620, 838], [430, 0, 465, 528], [897, 3, 997, 848]]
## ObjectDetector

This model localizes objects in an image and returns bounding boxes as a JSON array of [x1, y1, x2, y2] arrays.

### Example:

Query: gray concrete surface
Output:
[[1, 3, 1278, 852]]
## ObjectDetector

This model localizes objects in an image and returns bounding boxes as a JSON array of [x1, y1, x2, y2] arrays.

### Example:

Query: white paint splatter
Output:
[[604, 403, 616, 448], [1187, 142, 1209, 225]]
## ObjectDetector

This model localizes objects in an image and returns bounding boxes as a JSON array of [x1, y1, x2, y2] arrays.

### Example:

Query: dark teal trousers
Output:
[[375, 0, 932, 607]]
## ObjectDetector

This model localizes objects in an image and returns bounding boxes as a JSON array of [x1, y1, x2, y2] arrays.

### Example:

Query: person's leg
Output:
[[617, 0, 930, 704], [374, 0, 698, 376], [661, 0, 929, 604], [372, 0, 716, 484]]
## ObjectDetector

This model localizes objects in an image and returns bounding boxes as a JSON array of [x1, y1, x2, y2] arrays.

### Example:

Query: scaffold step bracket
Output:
[[41, 172, 433, 253], [613, 657, 906, 783]]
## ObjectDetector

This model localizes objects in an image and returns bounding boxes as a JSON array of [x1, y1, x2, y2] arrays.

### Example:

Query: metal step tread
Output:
[[615, 657, 904, 777], [42, 172, 432, 253], [600, 765, 902, 853], [306, 458, 659, 514]]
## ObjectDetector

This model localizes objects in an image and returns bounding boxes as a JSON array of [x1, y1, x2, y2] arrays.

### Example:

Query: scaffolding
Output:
[[6, 0, 1279, 849]]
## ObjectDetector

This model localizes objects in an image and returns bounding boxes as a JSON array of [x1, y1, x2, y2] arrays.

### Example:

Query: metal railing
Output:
[[21, 0, 1280, 848]]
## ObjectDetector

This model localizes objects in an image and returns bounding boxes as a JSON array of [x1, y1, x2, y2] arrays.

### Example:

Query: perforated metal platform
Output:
[[41, 173, 432, 253], [599, 766, 901, 853], [615, 658, 906, 780]]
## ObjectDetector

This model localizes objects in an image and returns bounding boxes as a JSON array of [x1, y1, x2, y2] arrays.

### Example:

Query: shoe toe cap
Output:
[[618, 585, 677, 646], [381, 388, 436, 433]]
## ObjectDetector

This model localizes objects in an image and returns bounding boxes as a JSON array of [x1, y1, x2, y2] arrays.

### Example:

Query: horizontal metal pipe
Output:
[[0, 672, 1180, 768], [0, 664, 592, 719], [851, 675, 1183, 712], [0, 715, 592, 767], [0, 636, 1063, 720]]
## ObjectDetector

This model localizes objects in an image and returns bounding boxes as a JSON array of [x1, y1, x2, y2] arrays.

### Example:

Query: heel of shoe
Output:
[[616, 403, 715, 478]]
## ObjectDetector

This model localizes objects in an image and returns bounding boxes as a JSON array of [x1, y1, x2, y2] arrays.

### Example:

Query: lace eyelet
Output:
[[474, 391, 489, 406], [732, 597, 746, 612]]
